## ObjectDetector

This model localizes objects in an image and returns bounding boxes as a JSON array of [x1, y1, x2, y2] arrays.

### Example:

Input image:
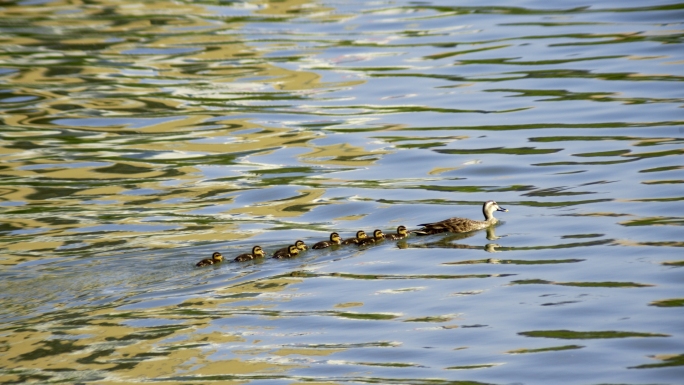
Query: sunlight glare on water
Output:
[[1, 0, 683, 384]]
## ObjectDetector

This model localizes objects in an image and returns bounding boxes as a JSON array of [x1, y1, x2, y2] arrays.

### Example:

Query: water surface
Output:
[[1, 0, 683, 384]]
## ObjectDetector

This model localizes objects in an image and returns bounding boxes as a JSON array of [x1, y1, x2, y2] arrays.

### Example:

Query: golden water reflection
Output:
[[1, 110, 389, 260], [0, 273, 337, 383], [0, 0, 376, 263]]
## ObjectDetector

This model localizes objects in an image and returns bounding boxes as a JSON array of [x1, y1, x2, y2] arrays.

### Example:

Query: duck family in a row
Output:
[[196, 200, 508, 267], [196, 226, 409, 266]]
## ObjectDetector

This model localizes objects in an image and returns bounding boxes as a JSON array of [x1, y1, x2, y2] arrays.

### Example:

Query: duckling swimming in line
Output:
[[234, 246, 265, 262], [294, 240, 307, 251], [196, 252, 224, 267], [358, 229, 385, 246], [312, 232, 342, 249], [273, 244, 300, 259], [342, 230, 368, 245], [414, 200, 508, 235], [273, 240, 307, 257], [384, 225, 409, 240]]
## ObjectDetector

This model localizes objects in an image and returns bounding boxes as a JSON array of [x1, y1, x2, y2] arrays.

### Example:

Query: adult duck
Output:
[[414, 200, 508, 235]]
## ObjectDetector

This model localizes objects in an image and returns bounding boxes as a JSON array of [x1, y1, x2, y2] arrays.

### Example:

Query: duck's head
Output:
[[212, 252, 224, 262], [330, 232, 341, 242], [396, 225, 408, 235], [253, 246, 265, 257], [356, 230, 367, 239], [372, 229, 384, 238], [288, 244, 300, 255], [483, 200, 508, 219], [294, 240, 307, 250]]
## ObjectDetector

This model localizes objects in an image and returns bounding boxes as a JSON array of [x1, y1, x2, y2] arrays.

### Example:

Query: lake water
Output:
[[1, 0, 683, 384]]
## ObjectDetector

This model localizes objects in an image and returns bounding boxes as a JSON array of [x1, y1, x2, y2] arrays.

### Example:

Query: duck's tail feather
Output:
[[410, 226, 447, 236], [409, 223, 449, 236]]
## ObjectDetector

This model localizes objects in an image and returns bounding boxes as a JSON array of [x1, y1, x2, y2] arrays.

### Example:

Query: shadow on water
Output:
[[1, 0, 684, 384]]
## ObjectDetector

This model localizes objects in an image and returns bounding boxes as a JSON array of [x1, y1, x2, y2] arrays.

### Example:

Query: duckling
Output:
[[414, 200, 508, 235], [273, 240, 307, 257], [234, 246, 265, 262], [312, 232, 342, 249], [273, 244, 300, 259], [294, 239, 307, 251], [358, 229, 385, 246], [384, 225, 409, 240], [196, 252, 224, 267], [341, 230, 368, 245]]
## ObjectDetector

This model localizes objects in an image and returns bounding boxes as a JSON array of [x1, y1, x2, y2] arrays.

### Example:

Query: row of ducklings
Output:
[[196, 226, 408, 267], [196, 200, 510, 267]]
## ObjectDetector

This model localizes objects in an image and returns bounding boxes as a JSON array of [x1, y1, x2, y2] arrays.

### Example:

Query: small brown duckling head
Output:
[[212, 252, 224, 262], [396, 225, 408, 236], [330, 232, 341, 243], [372, 229, 384, 238], [356, 230, 367, 239], [288, 244, 300, 255], [294, 240, 307, 250], [252, 246, 265, 257]]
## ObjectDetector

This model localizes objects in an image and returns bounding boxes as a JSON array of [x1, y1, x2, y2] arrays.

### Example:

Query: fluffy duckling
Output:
[[414, 200, 508, 235], [358, 229, 385, 246], [312, 232, 342, 249], [273, 244, 300, 259], [274, 240, 307, 257], [384, 225, 409, 240], [294, 239, 307, 251], [196, 252, 224, 267], [341, 230, 368, 245], [234, 246, 265, 262]]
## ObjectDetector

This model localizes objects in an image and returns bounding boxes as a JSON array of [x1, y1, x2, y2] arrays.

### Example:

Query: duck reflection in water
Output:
[[408, 227, 504, 253]]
